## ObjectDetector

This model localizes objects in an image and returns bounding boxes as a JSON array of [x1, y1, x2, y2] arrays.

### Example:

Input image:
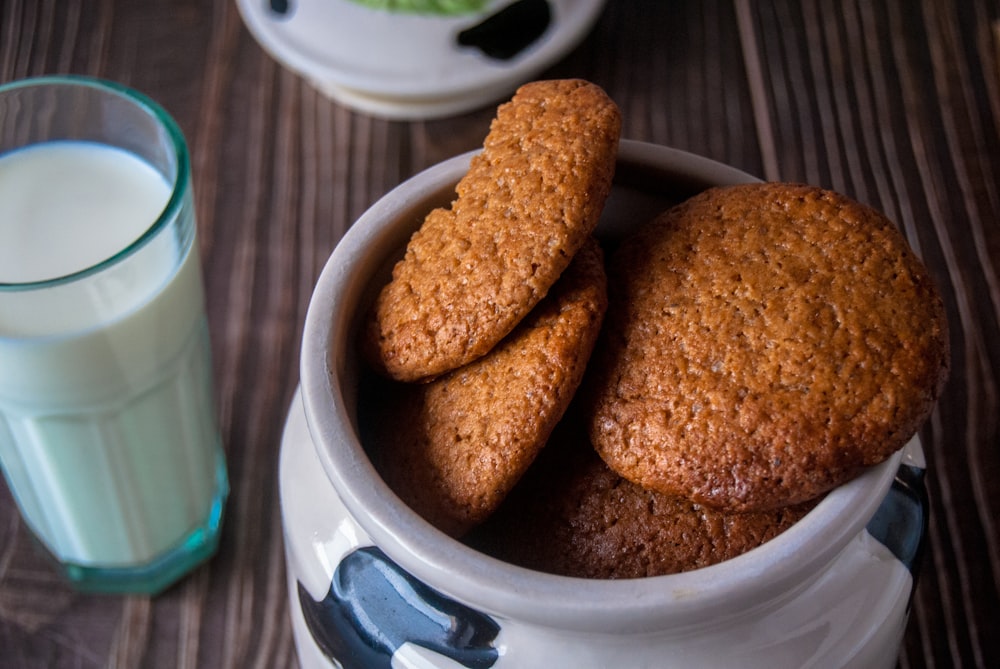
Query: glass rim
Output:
[[0, 74, 191, 292]]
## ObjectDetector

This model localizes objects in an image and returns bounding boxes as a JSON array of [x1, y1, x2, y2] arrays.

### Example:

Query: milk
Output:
[[0, 142, 169, 285], [0, 141, 225, 568]]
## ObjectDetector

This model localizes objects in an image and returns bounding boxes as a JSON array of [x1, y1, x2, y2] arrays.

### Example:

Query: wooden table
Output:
[[2, 1, 997, 667]]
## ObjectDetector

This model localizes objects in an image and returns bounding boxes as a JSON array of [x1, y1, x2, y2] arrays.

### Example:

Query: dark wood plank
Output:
[[1, 1, 997, 667]]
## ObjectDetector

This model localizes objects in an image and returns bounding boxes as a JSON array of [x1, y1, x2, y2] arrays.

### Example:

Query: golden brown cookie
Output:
[[364, 79, 621, 382], [587, 183, 949, 512], [466, 415, 814, 578], [372, 238, 608, 537]]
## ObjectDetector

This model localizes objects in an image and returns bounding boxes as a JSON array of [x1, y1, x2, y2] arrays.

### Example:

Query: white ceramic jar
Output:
[[281, 141, 928, 669]]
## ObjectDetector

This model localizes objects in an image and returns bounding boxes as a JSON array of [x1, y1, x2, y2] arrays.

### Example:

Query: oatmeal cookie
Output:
[[588, 183, 949, 511], [364, 79, 621, 382], [467, 415, 815, 578], [373, 238, 608, 536]]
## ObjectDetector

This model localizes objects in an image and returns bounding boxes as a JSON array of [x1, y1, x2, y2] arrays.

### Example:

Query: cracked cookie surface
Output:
[[587, 183, 949, 512], [372, 238, 608, 537], [364, 79, 621, 382]]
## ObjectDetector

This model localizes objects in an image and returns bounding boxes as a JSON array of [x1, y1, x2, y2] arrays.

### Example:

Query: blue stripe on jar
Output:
[[865, 461, 929, 608], [298, 546, 500, 669]]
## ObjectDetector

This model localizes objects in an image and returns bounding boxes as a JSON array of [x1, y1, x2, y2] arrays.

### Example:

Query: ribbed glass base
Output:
[[54, 455, 228, 596]]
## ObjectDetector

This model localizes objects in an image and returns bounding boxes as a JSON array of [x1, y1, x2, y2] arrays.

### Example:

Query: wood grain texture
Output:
[[1, 1, 997, 667]]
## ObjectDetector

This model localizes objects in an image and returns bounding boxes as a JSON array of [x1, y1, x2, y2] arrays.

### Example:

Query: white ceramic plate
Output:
[[236, 0, 606, 119]]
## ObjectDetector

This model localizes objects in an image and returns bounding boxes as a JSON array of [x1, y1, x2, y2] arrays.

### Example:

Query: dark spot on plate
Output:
[[457, 0, 552, 61]]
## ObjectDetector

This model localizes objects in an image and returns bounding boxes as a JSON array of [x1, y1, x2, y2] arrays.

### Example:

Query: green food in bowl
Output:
[[346, 0, 488, 15]]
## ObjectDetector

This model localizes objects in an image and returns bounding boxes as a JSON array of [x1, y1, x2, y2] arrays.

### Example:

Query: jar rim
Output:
[[300, 140, 901, 633]]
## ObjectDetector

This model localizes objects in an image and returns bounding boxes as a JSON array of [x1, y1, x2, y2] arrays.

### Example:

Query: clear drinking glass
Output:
[[0, 76, 228, 594]]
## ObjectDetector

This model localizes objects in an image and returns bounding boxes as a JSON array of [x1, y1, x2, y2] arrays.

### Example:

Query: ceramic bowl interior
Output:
[[300, 140, 901, 634]]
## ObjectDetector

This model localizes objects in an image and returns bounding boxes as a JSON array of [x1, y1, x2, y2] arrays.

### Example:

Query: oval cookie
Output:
[[373, 238, 608, 536], [365, 79, 621, 382]]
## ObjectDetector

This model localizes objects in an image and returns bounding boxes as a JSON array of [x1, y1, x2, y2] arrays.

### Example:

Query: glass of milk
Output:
[[0, 76, 228, 594]]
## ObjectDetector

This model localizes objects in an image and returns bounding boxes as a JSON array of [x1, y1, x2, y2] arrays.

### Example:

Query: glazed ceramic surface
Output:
[[236, 0, 606, 119], [281, 141, 928, 668]]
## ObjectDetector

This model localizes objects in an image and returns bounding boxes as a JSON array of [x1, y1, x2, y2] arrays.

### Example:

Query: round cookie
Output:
[[466, 416, 814, 579], [365, 79, 621, 382], [371, 238, 608, 537], [587, 183, 949, 512]]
